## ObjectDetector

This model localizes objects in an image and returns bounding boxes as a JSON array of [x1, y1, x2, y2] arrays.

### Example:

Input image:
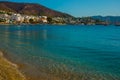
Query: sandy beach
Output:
[[0, 51, 26, 80]]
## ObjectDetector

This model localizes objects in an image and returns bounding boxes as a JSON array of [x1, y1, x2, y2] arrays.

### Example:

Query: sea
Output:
[[0, 25, 120, 80]]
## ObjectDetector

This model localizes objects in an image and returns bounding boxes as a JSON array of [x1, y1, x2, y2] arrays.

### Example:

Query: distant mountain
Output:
[[92, 16, 120, 24], [0, 1, 73, 17]]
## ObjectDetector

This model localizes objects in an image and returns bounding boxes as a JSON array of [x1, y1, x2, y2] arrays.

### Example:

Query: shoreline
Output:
[[0, 51, 26, 80], [0, 23, 67, 26], [0, 23, 118, 26]]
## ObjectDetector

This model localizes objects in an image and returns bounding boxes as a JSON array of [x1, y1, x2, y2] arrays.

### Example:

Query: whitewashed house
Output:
[[0, 14, 10, 23], [11, 14, 24, 22], [41, 16, 47, 23]]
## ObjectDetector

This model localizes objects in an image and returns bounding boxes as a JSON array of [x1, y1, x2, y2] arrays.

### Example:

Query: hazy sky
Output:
[[7, 0, 120, 17]]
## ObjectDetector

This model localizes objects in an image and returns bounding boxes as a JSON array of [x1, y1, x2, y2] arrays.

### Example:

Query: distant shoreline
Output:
[[0, 23, 66, 25], [0, 51, 26, 80], [0, 23, 119, 26]]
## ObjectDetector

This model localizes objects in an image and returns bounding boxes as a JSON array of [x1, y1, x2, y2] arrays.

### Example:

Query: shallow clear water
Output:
[[0, 25, 120, 80]]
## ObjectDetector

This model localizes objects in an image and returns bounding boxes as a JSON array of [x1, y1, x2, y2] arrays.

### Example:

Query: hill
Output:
[[0, 1, 73, 17], [92, 16, 120, 24]]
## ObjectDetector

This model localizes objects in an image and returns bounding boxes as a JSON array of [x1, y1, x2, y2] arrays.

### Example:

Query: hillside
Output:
[[92, 16, 120, 24], [0, 1, 73, 17]]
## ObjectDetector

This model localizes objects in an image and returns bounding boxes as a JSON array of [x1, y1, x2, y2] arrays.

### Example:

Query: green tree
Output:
[[47, 17, 52, 23], [29, 19, 34, 23], [0, 19, 6, 22]]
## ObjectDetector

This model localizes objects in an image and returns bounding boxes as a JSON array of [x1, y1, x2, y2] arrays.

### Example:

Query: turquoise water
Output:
[[0, 25, 120, 80]]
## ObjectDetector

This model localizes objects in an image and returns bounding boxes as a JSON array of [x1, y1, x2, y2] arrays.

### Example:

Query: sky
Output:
[[4, 0, 120, 17]]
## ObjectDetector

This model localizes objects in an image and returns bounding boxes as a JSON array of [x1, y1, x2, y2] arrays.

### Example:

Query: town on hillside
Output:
[[0, 10, 120, 26]]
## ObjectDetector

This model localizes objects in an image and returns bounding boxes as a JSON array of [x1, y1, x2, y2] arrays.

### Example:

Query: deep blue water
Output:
[[0, 25, 120, 80]]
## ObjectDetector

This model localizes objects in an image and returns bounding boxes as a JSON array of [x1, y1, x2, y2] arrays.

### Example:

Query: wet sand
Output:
[[0, 51, 26, 80]]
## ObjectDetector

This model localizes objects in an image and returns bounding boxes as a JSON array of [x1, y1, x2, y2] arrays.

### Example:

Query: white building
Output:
[[11, 14, 24, 22], [0, 14, 10, 23], [41, 16, 47, 23]]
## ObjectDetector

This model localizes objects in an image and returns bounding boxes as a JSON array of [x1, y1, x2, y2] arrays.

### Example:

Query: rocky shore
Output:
[[0, 51, 26, 80]]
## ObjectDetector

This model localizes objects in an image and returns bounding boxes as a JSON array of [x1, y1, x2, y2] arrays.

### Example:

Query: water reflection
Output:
[[42, 30, 48, 41], [0, 25, 120, 80]]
